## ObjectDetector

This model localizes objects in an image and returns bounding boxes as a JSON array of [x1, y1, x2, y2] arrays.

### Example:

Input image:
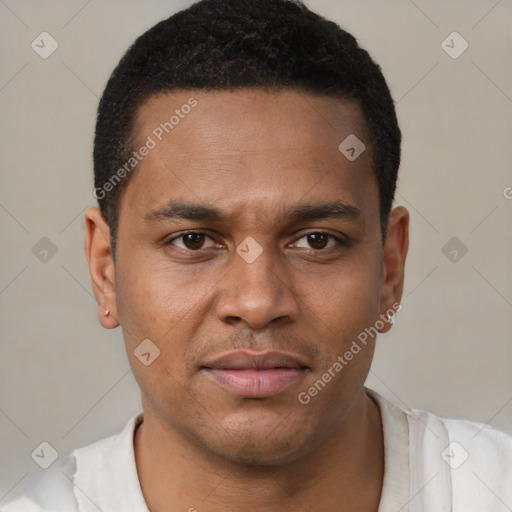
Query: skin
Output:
[[85, 89, 409, 512]]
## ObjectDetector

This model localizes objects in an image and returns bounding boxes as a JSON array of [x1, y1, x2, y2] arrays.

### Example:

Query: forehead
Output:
[[134, 88, 370, 155], [122, 89, 377, 224]]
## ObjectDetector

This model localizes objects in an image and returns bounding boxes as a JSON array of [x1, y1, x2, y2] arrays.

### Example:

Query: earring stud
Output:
[[104, 309, 110, 317]]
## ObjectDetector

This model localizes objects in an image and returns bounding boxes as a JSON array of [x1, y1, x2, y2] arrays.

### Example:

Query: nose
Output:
[[215, 243, 299, 330]]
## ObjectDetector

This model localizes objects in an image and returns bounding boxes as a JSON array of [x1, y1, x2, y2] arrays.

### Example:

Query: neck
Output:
[[134, 390, 384, 512]]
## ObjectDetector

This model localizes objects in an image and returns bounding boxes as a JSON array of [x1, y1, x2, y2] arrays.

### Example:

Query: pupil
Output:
[[185, 233, 204, 249], [309, 233, 327, 249]]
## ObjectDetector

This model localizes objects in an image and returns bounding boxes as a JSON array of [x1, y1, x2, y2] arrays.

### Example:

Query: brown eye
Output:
[[182, 233, 206, 250], [307, 233, 329, 250], [168, 232, 217, 251], [293, 232, 341, 251]]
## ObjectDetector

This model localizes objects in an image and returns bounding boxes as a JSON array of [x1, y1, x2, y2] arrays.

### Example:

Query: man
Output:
[[3, 0, 511, 510]]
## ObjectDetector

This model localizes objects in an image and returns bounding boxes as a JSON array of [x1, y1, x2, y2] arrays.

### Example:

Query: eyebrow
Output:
[[144, 199, 361, 224]]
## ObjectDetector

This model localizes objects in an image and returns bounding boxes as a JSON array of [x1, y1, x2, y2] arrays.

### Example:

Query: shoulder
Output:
[[0, 454, 78, 511], [410, 405, 512, 463], [408, 404, 512, 508], [0, 413, 144, 512], [367, 388, 512, 508]]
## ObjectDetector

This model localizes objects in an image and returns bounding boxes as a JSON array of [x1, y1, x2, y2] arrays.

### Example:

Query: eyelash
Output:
[[166, 230, 347, 252]]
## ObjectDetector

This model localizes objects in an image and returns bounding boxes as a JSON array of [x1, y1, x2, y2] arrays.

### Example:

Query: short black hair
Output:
[[93, 0, 401, 256]]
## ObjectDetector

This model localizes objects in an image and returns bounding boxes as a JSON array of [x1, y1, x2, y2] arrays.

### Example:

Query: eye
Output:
[[166, 231, 345, 252], [167, 232, 218, 251], [293, 232, 344, 250]]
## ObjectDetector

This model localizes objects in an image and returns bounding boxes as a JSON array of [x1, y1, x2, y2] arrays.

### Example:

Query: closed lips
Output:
[[200, 350, 309, 398]]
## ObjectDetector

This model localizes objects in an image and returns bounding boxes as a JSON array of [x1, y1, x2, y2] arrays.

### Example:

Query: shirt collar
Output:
[[366, 387, 410, 512]]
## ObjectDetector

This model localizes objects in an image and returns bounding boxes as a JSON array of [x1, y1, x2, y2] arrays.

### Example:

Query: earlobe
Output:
[[84, 207, 120, 329], [378, 206, 409, 333]]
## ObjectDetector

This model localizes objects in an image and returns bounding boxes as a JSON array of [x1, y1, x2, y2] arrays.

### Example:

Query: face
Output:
[[86, 89, 408, 465]]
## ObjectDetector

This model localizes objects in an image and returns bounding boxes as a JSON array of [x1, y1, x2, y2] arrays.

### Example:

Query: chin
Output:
[[191, 411, 319, 466], [207, 435, 307, 466]]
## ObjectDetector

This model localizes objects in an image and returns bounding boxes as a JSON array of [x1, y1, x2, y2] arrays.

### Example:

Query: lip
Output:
[[200, 350, 309, 398]]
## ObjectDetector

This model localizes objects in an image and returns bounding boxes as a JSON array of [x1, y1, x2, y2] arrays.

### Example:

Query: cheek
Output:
[[114, 256, 216, 396], [298, 267, 381, 416], [116, 254, 207, 338], [311, 251, 382, 352]]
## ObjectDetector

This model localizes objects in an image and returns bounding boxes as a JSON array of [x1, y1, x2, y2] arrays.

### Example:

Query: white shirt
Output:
[[2, 388, 512, 511]]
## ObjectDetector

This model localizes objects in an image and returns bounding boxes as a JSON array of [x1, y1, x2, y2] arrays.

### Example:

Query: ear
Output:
[[84, 207, 119, 329], [378, 206, 409, 333]]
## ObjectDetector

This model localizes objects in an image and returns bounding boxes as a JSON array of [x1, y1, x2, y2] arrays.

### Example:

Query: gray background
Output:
[[1, 0, 511, 498]]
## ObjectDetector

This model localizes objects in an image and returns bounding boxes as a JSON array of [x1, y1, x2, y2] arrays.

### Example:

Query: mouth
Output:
[[200, 350, 310, 398]]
